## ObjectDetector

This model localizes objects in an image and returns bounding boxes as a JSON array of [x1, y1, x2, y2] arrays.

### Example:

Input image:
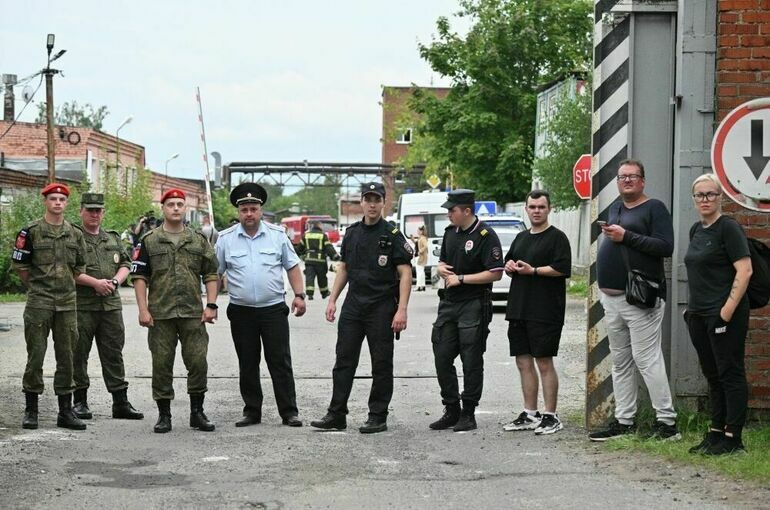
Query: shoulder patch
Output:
[[480, 229, 488, 236], [391, 228, 399, 235]]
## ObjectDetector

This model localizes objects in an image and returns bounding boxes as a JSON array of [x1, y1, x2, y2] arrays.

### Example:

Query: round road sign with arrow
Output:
[[711, 98, 770, 212]]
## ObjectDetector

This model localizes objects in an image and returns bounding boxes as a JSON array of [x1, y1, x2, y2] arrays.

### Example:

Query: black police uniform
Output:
[[433, 215, 504, 410], [328, 217, 413, 420]]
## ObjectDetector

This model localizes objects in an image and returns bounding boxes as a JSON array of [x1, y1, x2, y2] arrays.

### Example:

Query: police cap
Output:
[[80, 192, 105, 209], [441, 189, 475, 209], [361, 182, 385, 199], [230, 182, 268, 207]]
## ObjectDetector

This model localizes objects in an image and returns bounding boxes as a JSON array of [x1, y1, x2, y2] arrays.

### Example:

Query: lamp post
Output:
[[164, 153, 180, 191], [115, 115, 133, 190], [44, 34, 66, 183]]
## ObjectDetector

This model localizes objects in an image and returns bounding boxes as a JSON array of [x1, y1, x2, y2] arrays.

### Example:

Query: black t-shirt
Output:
[[340, 218, 413, 310], [597, 199, 673, 298], [439, 218, 504, 302], [504, 226, 572, 324], [684, 215, 750, 315]]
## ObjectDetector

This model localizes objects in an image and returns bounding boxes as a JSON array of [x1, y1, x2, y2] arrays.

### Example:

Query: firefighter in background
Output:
[[297, 221, 339, 300]]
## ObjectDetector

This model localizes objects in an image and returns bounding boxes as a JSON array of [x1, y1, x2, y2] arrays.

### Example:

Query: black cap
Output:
[[80, 192, 105, 209], [442, 189, 475, 209], [230, 182, 268, 207], [361, 182, 386, 198]]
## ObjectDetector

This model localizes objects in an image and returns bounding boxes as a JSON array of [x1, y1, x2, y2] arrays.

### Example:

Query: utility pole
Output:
[[44, 34, 61, 184]]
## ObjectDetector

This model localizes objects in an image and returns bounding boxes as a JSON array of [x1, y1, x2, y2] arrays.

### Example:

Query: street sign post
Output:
[[712, 98, 770, 212], [573, 154, 592, 199], [474, 201, 497, 215]]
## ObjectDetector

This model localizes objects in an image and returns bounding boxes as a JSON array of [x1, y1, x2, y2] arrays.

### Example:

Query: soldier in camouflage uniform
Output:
[[12, 183, 112, 430], [131, 188, 219, 433], [71, 193, 144, 421]]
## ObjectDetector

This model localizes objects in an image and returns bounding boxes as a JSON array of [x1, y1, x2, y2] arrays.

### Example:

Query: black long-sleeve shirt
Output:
[[597, 198, 674, 298]]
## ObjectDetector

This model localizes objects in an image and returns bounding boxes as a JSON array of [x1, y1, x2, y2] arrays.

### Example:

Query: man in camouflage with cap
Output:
[[71, 192, 143, 422], [12, 183, 114, 430], [131, 188, 220, 433]]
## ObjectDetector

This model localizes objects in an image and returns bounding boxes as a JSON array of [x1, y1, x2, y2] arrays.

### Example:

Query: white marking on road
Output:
[[12, 430, 78, 441], [201, 456, 229, 462], [375, 459, 400, 465]]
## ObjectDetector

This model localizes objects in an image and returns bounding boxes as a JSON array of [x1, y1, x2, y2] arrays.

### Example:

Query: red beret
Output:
[[41, 183, 70, 197], [161, 188, 186, 203]]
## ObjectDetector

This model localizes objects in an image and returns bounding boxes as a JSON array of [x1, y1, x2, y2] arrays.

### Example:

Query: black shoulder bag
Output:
[[617, 205, 661, 309]]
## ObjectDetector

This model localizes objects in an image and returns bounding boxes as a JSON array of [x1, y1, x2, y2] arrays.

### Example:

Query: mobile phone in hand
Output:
[[597, 220, 608, 227]]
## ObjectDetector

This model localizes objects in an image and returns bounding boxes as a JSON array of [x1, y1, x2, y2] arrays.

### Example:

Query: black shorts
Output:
[[507, 320, 563, 358]]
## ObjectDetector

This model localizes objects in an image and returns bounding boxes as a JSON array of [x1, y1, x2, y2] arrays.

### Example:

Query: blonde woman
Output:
[[684, 173, 752, 455]]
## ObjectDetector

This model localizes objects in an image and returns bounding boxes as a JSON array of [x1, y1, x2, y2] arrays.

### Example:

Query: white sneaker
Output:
[[503, 411, 541, 431], [534, 413, 563, 435]]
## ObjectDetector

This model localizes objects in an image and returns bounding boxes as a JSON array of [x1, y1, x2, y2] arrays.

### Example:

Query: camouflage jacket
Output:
[[11, 218, 87, 311], [75, 226, 131, 311], [130, 226, 218, 319]]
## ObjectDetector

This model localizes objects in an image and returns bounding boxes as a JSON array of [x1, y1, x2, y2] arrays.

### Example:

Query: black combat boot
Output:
[[112, 389, 144, 420], [428, 404, 461, 430], [453, 403, 477, 432], [22, 392, 38, 430], [72, 388, 92, 420], [154, 399, 172, 433], [189, 394, 215, 431], [57, 394, 87, 430]]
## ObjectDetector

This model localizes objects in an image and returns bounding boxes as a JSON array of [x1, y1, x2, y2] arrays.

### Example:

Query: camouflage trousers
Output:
[[73, 309, 128, 393], [148, 318, 209, 401], [23, 307, 77, 395]]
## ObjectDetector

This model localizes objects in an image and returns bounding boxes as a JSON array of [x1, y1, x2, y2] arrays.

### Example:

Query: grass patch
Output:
[[0, 293, 26, 303], [600, 409, 770, 483], [567, 276, 587, 297]]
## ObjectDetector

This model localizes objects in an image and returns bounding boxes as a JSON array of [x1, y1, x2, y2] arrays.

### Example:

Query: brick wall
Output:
[[717, 0, 770, 411]]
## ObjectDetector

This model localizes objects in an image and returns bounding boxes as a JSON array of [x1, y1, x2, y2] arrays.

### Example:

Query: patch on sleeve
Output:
[[491, 246, 502, 260], [132, 244, 142, 261], [11, 229, 31, 262], [404, 241, 414, 256]]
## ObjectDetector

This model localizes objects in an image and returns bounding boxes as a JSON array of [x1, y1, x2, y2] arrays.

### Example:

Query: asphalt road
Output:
[[0, 282, 761, 509]]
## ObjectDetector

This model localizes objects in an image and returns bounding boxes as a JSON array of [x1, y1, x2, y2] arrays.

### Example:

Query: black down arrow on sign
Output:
[[744, 119, 770, 179]]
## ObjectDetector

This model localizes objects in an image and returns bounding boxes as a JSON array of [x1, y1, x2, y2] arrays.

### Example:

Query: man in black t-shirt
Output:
[[429, 189, 504, 432], [590, 158, 679, 442], [310, 182, 413, 434], [502, 190, 571, 436]]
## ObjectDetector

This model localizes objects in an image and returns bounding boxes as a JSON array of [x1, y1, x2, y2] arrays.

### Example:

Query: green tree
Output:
[[412, 0, 593, 203], [533, 83, 592, 210], [100, 166, 155, 232], [35, 101, 109, 131]]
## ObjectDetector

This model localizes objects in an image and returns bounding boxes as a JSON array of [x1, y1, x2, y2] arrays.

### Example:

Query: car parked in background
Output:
[[491, 225, 527, 303]]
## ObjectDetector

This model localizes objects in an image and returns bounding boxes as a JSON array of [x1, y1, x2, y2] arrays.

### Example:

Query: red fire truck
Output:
[[280, 215, 340, 246]]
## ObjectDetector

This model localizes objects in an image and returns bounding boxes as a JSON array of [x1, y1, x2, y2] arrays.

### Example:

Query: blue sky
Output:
[[0, 0, 466, 181]]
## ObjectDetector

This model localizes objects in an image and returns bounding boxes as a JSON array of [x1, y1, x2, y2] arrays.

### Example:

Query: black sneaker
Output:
[[503, 411, 542, 431], [702, 435, 747, 456], [688, 431, 723, 454], [534, 413, 563, 435], [646, 420, 681, 441], [588, 420, 636, 442]]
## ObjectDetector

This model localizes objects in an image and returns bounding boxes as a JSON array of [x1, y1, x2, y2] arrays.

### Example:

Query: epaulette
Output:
[[72, 223, 84, 232], [106, 229, 120, 236], [265, 222, 285, 232], [480, 229, 488, 236], [139, 229, 155, 242], [347, 221, 362, 230], [218, 224, 238, 237]]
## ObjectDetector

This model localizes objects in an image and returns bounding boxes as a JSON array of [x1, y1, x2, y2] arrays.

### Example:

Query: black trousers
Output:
[[329, 298, 396, 419], [432, 299, 488, 407], [686, 301, 749, 436], [305, 261, 329, 296], [227, 302, 298, 419]]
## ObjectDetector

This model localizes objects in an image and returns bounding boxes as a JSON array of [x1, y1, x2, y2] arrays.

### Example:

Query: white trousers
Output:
[[415, 263, 426, 288], [600, 293, 677, 425]]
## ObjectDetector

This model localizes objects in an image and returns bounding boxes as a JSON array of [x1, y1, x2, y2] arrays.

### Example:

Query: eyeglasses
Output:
[[527, 205, 548, 210], [616, 174, 643, 182], [692, 192, 721, 202]]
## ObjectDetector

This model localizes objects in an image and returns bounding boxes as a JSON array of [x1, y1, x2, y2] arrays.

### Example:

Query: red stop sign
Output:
[[573, 154, 592, 199]]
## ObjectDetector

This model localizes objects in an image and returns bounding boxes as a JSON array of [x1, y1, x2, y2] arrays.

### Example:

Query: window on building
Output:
[[396, 128, 413, 144]]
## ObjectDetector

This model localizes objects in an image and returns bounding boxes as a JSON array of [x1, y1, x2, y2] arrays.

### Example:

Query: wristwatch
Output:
[[206, 303, 219, 310], [533, 267, 539, 276], [111, 278, 120, 287], [295, 293, 306, 300], [458, 274, 465, 284]]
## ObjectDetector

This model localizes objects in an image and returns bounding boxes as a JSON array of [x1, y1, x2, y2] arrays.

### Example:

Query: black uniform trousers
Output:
[[305, 261, 329, 297], [432, 298, 488, 407], [686, 300, 749, 436], [227, 302, 298, 419], [329, 298, 396, 419]]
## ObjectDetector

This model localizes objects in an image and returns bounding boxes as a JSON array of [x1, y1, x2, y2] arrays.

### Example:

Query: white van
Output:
[[397, 191, 449, 280]]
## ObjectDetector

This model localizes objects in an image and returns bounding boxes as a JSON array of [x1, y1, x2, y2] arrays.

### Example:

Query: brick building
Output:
[[717, 0, 770, 412]]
